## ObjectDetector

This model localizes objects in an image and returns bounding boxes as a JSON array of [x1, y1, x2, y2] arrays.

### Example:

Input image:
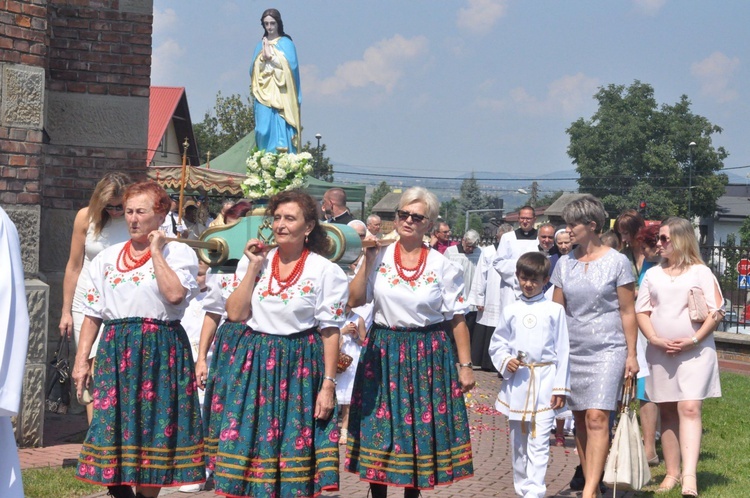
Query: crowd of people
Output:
[[18, 167, 719, 498]]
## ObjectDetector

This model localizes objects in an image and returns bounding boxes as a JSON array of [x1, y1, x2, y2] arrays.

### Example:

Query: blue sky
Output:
[[151, 0, 750, 183]]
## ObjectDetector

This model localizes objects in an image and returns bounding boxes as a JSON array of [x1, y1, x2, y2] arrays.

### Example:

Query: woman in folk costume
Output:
[[0, 207, 29, 498], [251, 8, 301, 153], [636, 217, 723, 497], [210, 190, 347, 498], [346, 187, 475, 498], [72, 182, 204, 498]]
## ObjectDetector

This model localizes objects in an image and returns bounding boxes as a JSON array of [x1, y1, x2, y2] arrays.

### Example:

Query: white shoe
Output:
[[178, 483, 205, 493]]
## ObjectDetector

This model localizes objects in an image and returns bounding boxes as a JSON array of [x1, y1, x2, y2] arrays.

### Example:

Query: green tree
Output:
[[194, 92, 255, 160], [737, 217, 750, 247], [366, 181, 391, 216], [567, 81, 728, 219], [300, 141, 333, 182]]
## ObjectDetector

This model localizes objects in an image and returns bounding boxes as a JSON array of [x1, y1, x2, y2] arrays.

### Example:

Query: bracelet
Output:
[[458, 362, 473, 369], [691, 336, 699, 346], [323, 375, 337, 386]]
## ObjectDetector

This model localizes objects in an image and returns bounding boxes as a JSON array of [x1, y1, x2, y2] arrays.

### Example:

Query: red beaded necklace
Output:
[[394, 242, 428, 281], [116, 240, 152, 272], [268, 248, 309, 296]]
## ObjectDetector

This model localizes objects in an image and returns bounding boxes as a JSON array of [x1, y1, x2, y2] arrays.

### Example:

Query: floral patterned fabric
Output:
[[203, 321, 248, 468], [76, 318, 205, 487], [208, 327, 339, 498], [345, 324, 474, 489]]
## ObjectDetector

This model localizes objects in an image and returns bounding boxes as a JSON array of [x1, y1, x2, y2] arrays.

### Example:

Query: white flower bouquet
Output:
[[242, 149, 313, 200]]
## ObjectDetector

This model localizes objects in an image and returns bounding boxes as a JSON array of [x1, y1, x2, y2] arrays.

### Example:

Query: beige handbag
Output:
[[688, 287, 709, 322], [603, 377, 651, 491]]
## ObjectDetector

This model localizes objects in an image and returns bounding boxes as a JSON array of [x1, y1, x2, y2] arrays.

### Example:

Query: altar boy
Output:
[[489, 252, 570, 498]]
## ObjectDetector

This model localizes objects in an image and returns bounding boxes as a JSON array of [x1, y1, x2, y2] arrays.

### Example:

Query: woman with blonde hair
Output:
[[346, 186, 475, 498], [59, 172, 131, 422], [636, 217, 723, 496]]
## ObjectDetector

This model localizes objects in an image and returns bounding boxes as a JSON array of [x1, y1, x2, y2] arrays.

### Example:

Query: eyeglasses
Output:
[[658, 235, 671, 244], [105, 204, 123, 212], [439, 230, 451, 234], [396, 210, 427, 223]]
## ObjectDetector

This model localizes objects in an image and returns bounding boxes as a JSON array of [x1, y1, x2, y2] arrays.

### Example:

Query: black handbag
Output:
[[45, 335, 71, 414]]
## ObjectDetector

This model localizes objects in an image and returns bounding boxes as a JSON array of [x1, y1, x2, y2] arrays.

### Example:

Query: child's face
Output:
[[517, 272, 548, 299]]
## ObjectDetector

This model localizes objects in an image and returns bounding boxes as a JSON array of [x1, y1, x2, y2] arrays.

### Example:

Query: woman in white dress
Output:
[[59, 172, 131, 422], [346, 187, 475, 498], [635, 217, 723, 496]]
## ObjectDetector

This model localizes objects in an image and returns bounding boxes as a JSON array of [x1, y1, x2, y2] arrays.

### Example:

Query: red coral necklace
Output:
[[268, 248, 309, 296], [394, 243, 428, 281], [117, 240, 151, 272]]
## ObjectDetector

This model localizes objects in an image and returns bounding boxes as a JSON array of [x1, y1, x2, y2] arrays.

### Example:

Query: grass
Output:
[[635, 371, 750, 497], [22, 466, 100, 498]]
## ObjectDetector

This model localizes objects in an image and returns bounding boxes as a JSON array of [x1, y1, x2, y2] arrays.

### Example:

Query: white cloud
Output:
[[691, 51, 740, 103], [632, 0, 667, 16], [151, 38, 185, 85], [478, 73, 600, 116], [303, 35, 429, 97], [456, 0, 508, 35], [153, 7, 178, 33]]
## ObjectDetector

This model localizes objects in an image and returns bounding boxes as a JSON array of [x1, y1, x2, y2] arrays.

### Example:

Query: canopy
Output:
[[147, 165, 246, 196]]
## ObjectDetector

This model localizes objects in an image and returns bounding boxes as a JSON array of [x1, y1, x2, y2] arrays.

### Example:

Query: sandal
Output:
[[681, 474, 698, 497], [647, 455, 660, 466], [555, 435, 565, 446], [656, 475, 681, 494]]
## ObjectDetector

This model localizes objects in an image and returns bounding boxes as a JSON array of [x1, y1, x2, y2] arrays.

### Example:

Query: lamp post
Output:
[[688, 141, 696, 220], [315, 133, 322, 175]]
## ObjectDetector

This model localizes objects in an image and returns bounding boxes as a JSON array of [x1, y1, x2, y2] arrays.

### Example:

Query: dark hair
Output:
[[260, 8, 291, 40], [123, 181, 170, 216], [224, 200, 254, 223], [518, 205, 535, 216], [635, 223, 660, 248], [266, 189, 328, 255], [516, 252, 550, 280], [614, 209, 645, 240]]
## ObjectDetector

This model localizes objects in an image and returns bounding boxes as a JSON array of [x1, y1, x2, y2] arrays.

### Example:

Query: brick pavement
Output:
[[22, 370, 651, 497]]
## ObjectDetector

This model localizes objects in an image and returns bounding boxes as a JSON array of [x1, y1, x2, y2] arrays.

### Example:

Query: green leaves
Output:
[[567, 80, 728, 219]]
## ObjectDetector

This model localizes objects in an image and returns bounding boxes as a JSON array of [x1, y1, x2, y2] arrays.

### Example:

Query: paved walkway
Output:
[[21, 370, 654, 497]]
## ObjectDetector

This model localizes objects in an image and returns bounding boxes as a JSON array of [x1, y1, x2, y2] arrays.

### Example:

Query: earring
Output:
[[305, 234, 309, 244]]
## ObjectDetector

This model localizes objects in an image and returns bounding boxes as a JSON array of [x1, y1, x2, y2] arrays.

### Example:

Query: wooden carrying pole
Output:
[[177, 138, 189, 230]]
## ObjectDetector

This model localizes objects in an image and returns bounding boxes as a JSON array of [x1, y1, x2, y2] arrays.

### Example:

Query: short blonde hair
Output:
[[397, 187, 439, 223]]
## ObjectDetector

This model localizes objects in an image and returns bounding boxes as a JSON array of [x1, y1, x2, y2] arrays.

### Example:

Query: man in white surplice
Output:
[[492, 206, 540, 312], [0, 206, 30, 498]]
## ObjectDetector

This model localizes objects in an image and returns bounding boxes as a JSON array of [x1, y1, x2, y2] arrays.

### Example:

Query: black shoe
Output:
[[569, 464, 585, 491], [107, 485, 135, 498], [599, 479, 607, 494]]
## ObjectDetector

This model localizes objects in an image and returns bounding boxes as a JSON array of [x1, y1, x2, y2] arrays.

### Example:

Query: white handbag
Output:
[[603, 377, 651, 491]]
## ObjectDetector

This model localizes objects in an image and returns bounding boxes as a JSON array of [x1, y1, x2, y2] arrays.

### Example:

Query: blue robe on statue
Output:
[[251, 36, 301, 153]]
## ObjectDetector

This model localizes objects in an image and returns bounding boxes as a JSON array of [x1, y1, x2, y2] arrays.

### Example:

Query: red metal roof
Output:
[[147, 86, 186, 165]]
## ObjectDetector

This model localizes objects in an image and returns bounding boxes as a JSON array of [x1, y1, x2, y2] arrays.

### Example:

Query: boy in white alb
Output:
[[489, 252, 570, 498]]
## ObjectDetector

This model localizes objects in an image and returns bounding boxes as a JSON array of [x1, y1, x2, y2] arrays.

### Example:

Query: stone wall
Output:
[[1, 0, 153, 447]]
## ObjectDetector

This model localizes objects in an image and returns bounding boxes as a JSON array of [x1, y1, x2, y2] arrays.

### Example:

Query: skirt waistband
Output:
[[251, 326, 318, 339], [104, 317, 181, 327], [373, 322, 447, 333]]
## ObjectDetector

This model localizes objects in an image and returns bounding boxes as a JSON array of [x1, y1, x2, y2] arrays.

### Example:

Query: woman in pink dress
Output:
[[635, 217, 723, 497]]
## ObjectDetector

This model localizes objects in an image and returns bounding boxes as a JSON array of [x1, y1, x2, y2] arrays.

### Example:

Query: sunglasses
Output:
[[105, 204, 123, 212], [396, 210, 427, 223], [658, 235, 671, 244]]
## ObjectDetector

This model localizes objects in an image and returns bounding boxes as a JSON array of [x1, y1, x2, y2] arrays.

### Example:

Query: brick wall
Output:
[[0, 0, 47, 205], [43, 0, 152, 209]]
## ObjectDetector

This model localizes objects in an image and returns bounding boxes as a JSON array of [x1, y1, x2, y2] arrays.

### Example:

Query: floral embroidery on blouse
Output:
[[329, 301, 345, 320], [257, 277, 314, 305], [86, 287, 100, 305], [103, 264, 154, 288], [376, 263, 439, 290]]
